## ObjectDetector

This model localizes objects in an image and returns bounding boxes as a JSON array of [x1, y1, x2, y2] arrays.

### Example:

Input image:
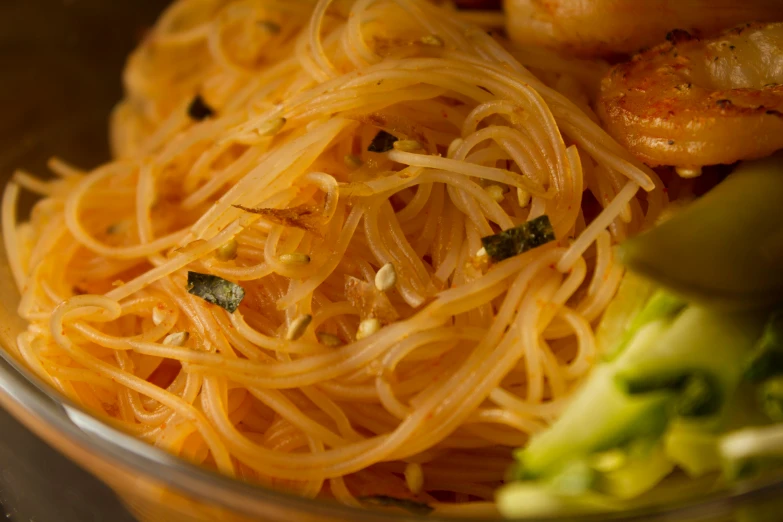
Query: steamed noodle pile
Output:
[[2, 0, 668, 514]]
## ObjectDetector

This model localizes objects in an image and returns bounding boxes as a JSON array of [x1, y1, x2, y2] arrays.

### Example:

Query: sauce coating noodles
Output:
[[2, 0, 667, 512]]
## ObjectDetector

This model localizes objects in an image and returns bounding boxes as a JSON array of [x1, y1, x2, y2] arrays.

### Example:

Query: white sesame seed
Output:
[[420, 34, 444, 47], [485, 184, 505, 202], [215, 238, 238, 261], [356, 318, 381, 340], [374, 263, 397, 292], [405, 462, 424, 494], [256, 117, 286, 137], [517, 187, 531, 208], [675, 166, 702, 179], [286, 314, 312, 341], [316, 332, 344, 347], [152, 307, 166, 326], [163, 331, 189, 346], [476, 247, 487, 257], [279, 253, 311, 265], [393, 140, 423, 152]]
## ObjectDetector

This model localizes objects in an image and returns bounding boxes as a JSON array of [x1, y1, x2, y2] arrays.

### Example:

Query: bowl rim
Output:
[[3, 330, 783, 522]]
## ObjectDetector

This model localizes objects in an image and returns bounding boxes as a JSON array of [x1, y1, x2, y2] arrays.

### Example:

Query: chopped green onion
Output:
[[359, 496, 433, 515], [186, 272, 245, 313], [367, 130, 398, 153], [481, 215, 555, 262]]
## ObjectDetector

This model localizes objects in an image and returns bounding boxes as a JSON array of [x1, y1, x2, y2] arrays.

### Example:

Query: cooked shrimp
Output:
[[504, 0, 783, 58], [597, 23, 783, 169]]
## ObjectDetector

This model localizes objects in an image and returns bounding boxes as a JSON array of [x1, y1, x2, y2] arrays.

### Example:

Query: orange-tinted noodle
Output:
[[2, 0, 668, 514]]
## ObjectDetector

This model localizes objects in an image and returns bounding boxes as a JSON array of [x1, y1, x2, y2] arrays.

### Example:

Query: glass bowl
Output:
[[2, 2, 783, 521]]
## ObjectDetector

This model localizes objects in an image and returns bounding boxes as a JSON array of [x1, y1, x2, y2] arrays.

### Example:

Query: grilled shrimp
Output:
[[597, 23, 783, 169], [504, 0, 783, 58]]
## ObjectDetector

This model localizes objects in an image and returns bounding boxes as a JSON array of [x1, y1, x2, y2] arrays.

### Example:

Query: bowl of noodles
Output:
[[2, 0, 783, 521]]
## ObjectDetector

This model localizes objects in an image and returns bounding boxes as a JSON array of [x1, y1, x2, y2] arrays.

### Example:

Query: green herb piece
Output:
[[481, 215, 555, 262], [367, 130, 398, 153], [186, 271, 245, 313], [359, 496, 433, 516], [187, 94, 215, 121], [745, 310, 783, 382]]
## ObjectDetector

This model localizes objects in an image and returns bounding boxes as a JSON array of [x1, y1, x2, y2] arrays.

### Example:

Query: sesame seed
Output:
[[286, 314, 312, 341], [356, 318, 381, 340], [279, 253, 311, 265], [256, 117, 286, 137], [152, 307, 166, 326], [163, 331, 190, 346], [485, 184, 505, 202], [215, 238, 238, 261], [476, 247, 487, 257], [420, 34, 444, 47], [517, 187, 531, 208], [405, 462, 424, 494], [316, 332, 344, 347], [675, 166, 702, 179], [393, 140, 423, 152], [374, 263, 397, 292]]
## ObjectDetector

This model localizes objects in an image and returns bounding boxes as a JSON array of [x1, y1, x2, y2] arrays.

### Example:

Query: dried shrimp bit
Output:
[[233, 204, 323, 233], [504, 0, 783, 58], [598, 23, 783, 169], [345, 276, 399, 324]]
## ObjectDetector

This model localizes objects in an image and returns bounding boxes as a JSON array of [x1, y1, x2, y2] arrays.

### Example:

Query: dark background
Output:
[[0, 1, 168, 520]]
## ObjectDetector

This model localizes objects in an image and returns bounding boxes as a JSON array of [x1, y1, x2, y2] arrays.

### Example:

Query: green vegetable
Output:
[[497, 484, 621, 518], [596, 443, 674, 499], [720, 424, 783, 480], [619, 154, 783, 309], [499, 289, 766, 518], [745, 310, 783, 382], [187, 94, 215, 121], [481, 215, 555, 262], [594, 273, 657, 360], [615, 307, 765, 418], [367, 130, 398, 153], [663, 423, 721, 477], [358, 496, 433, 515], [186, 271, 245, 313], [513, 292, 684, 480]]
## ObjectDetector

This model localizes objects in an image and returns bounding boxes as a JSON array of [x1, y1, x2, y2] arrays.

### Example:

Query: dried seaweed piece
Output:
[[367, 130, 398, 152], [481, 215, 555, 262], [187, 94, 215, 121], [187, 271, 245, 313]]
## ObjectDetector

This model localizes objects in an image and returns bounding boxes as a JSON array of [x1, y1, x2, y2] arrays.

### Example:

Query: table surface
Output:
[[0, 1, 168, 520]]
